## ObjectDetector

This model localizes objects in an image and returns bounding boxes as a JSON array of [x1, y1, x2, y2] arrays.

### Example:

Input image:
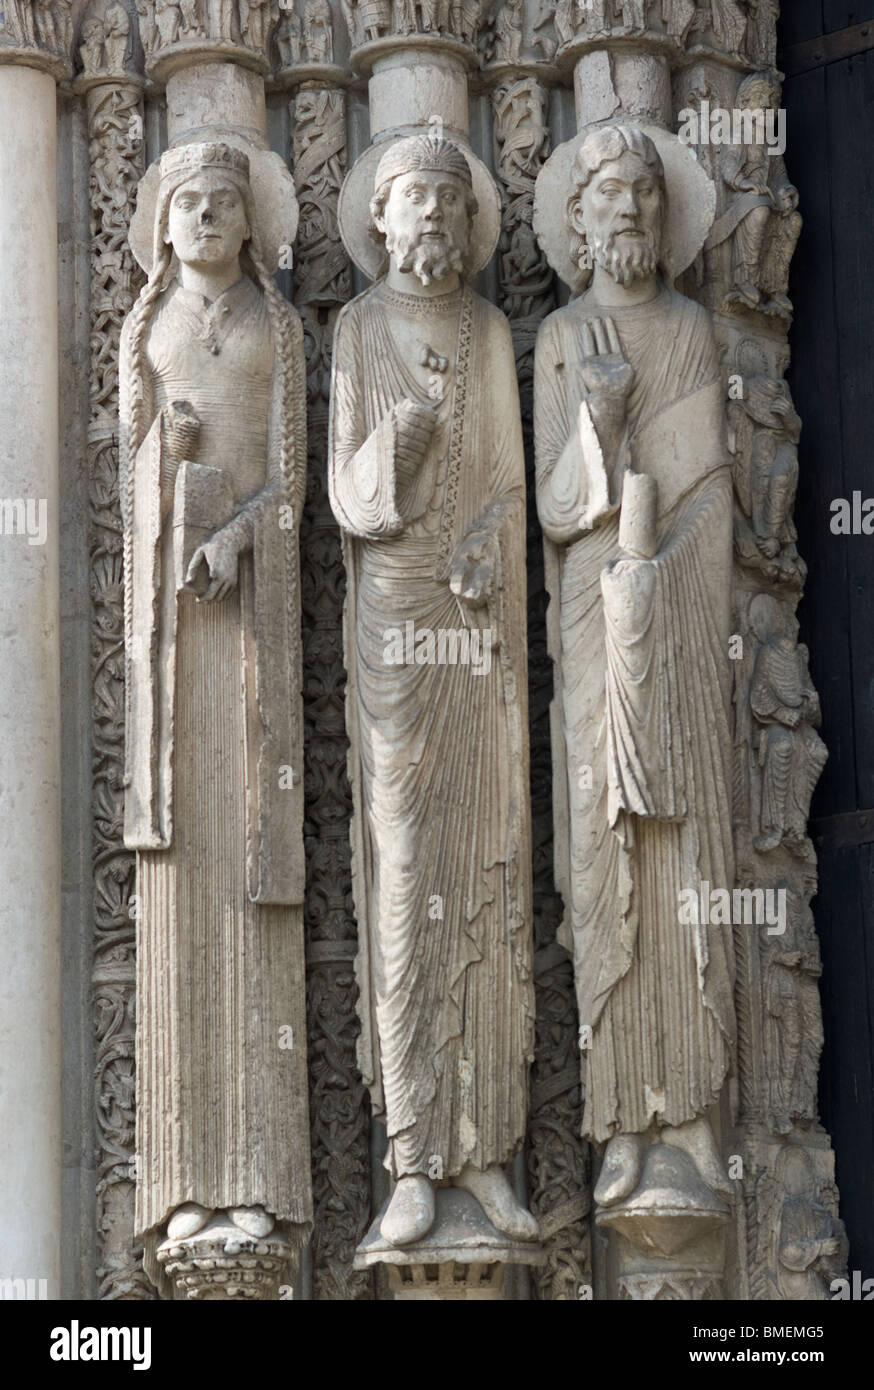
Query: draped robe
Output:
[[329, 282, 535, 1180], [534, 281, 736, 1143], [120, 277, 311, 1292]]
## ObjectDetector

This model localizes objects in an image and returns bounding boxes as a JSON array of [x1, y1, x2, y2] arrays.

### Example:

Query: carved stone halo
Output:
[[533, 123, 717, 292], [337, 136, 501, 282], [129, 138, 299, 276]]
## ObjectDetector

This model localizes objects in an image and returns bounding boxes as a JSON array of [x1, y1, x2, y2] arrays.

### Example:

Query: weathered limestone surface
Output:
[[0, 0, 845, 1302]]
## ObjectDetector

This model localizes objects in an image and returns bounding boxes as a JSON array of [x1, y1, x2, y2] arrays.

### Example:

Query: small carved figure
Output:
[[103, 1, 131, 70], [775, 1150, 841, 1300], [745, 0, 778, 68], [729, 374, 805, 586], [710, 74, 791, 312], [276, 4, 303, 64], [703, 0, 750, 54], [55, 0, 75, 53], [33, 0, 58, 52], [759, 180, 801, 318], [238, 0, 271, 48], [216, 0, 236, 40], [613, 0, 646, 33], [154, 0, 182, 48], [394, 0, 416, 32], [459, 0, 483, 43], [359, 0, 392, 40], [79, 11, 106, 72], [762, 891, 823, 1134], [302, 0, 332, 59], [661, 0, 696, 41], [0, 0, 35, 46], [765, 959, 823, 1132], [414, 0, 440, 32], [178, 0, 204, 38], [493, 0, 522, 62], [554, 0, 579, 45], [135, 0, 157, 54], [749, 595, 827, 855]]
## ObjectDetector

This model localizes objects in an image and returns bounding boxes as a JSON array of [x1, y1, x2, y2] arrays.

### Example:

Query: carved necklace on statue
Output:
[[174, 280, 248, 357], [375, 283, 464, 317]]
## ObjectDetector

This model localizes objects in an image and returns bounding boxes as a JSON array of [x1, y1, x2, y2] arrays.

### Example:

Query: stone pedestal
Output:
[[596, 1145, 730, 1300], [355, 1188, 544, 1301]]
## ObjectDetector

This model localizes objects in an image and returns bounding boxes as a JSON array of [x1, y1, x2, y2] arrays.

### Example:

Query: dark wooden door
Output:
[[782, 0, 874, 1278]]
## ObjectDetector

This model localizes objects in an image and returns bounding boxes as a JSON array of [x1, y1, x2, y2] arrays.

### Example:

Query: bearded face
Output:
[[375, 168, 471, 287], [573, 149, 664, 287]]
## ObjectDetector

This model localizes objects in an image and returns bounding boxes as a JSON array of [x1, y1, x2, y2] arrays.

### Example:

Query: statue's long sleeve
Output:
[[534, 312, 609, 543], [329, 302, 404, 538]]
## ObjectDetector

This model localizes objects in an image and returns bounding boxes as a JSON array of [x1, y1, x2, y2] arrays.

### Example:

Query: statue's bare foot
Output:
[[380, 1175, 435, 1246], [228, 1205, 275, 1238], [661, 1116, 733, 1197], [453, 1164, 540, 1241], [594, 1133, 644, 1207], [166, 1202, 214, 1240]]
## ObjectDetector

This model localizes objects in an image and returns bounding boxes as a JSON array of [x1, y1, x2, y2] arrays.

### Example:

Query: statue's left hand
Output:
[[185, 532, 239, 603], [450, 527, 498, 608]]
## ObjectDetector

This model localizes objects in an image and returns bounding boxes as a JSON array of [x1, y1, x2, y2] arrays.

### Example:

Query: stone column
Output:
[[0, 51, 66, 1298]]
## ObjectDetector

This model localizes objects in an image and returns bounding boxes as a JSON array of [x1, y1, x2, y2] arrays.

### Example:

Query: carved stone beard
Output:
[[590, 227, 660, 287], [387, 226, 466, 287]]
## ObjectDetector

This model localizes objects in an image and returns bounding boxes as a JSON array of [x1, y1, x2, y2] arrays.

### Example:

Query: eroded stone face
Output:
[[165, 173, 251, 270]]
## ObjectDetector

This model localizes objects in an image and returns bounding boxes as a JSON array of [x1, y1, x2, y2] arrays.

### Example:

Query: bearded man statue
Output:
[[329, 132, 538, 1248], [534, 124, 736, 1214]]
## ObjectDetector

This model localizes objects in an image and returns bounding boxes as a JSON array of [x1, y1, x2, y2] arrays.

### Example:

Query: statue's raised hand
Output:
[[578, 317, 635, 409], [185, 529, 239, 604]]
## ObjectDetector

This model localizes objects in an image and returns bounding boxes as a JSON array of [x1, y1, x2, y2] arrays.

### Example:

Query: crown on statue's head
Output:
[[159, 142, 251, 186], [374, 132, 474, 194]]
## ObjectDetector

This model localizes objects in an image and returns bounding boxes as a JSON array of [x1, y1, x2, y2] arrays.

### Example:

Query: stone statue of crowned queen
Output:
[[120, 140, 311, 1298], [330, 129, 540, 1258]]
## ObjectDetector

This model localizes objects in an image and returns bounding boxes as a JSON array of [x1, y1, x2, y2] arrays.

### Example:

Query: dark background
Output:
[[781, 1, 874, 1277]]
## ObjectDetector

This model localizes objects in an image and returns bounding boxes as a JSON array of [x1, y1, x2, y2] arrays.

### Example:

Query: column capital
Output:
[[0, 1, 75, 82], [139, 0, 274, 87]]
